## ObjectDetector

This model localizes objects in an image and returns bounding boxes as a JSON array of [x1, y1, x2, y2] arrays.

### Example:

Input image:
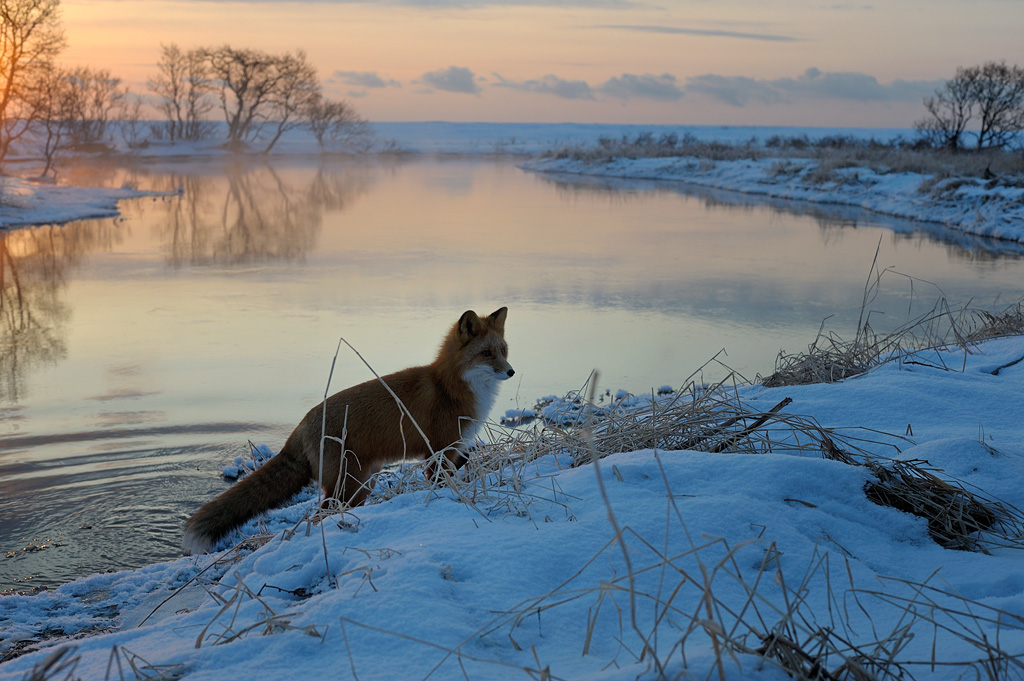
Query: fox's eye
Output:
[[481, 349, 493, 358]]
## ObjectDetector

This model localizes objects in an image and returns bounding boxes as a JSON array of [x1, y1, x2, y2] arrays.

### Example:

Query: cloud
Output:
[[419, 66, 481, 94], [685, 74, 781, 106], [596, 24, 801, 43], [492, 74, 594, 100], [332, 70, 401, 89], [599, 73, 684, 101], [686, 68, 942, 106]]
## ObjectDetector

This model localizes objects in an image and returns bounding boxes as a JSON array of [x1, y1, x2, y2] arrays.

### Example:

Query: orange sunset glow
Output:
[[58, 0, 1022, 126]]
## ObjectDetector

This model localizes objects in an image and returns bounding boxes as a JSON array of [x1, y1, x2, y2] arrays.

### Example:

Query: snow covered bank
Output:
[[2, 335, 1023, 680], [0, 176, 165, 230], [522, 153, 1024, 245]]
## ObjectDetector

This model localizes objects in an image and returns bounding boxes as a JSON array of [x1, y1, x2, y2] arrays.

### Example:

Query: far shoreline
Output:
[[3, 122, 1022, 249]]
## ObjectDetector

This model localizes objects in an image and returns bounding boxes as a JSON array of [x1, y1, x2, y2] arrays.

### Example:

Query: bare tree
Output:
[[915, 67, 975, 151], [0, 0, 66, 167], [169, 44, 368, 153], [149, 44, 184, 142], [118, 93, 145, 150], [62, 67, 125, 147], [180, 49, 215, 142], [205, 45, 285, 146], [305, 94, 370, 151], [24, 61, 73, 175], [148, 43, 214, 142], [916, 61, 1024, 151], [968, 61, 1024, 150], [260, 50, 319, 153]]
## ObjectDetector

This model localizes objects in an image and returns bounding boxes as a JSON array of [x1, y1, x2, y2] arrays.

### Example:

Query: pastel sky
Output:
[[60, 0, 1022, 127]]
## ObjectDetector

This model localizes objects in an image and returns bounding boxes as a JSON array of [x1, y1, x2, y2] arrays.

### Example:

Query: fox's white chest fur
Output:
[[459, 365, 505, 445]]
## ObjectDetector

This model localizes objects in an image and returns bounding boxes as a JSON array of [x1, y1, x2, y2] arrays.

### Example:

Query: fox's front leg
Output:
[[423, 447, 469, 483]]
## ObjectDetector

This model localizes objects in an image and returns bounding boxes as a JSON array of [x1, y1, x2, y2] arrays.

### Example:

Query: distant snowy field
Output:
[[2, 336, 1024, 680]]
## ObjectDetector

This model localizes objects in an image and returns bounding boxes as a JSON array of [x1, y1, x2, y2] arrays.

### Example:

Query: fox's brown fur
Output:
[[182, 307, 513, 555]]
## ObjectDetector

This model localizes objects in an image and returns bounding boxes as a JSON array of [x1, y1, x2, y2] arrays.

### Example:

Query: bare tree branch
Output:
[[0, 0, 66, 168]]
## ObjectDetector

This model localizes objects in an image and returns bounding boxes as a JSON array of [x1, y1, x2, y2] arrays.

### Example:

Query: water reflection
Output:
[[0, 223, 120, 402], [140, 163, 375, 267], [1, 164, 378, 404], [535, 171, 1024, 260]]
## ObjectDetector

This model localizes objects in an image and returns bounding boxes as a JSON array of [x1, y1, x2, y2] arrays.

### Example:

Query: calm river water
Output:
[[3, 157, 1024, 591]]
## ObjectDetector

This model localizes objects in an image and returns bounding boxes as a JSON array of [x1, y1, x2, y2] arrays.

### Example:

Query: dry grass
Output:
[[541, 132, 1024, 187], [544, 131, 765, 164], [14, 642, 188, 681], [761, 245, 1024, 388], [964, 301, 1024, 342], [191, 571, 327, 649], [762, 296, 1024, 388]]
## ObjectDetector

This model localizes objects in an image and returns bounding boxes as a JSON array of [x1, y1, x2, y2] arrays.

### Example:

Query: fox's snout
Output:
[[489, 355, 514, 380]]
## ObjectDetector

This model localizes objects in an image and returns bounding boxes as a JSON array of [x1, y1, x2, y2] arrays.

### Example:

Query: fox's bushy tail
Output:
[[182, 442, 312, 555]]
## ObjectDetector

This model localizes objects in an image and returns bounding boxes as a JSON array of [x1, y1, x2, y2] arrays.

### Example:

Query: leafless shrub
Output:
[[305, 94, 371, 152]]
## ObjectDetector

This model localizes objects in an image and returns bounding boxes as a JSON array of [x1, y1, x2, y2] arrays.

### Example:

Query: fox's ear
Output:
[[488, 307, 508, 333], [458, 310, 483, 340]]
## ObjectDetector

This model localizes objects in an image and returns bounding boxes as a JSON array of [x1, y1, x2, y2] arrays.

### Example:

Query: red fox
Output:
[[182, 307, 513, 555]]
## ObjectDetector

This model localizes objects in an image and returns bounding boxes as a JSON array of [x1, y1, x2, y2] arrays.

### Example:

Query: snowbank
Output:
[[2, 335, 1023, 680], [522, 154, 1024, 245], [0, 176, 165, 229]]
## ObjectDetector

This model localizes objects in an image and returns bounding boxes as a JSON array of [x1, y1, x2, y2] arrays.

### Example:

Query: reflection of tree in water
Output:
[[147, 163, 374, 267], [0, 221, 120, 402]]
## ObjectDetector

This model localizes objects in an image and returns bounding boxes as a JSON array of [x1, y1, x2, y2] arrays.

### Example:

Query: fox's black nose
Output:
[[507, 368, 515, 378]]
